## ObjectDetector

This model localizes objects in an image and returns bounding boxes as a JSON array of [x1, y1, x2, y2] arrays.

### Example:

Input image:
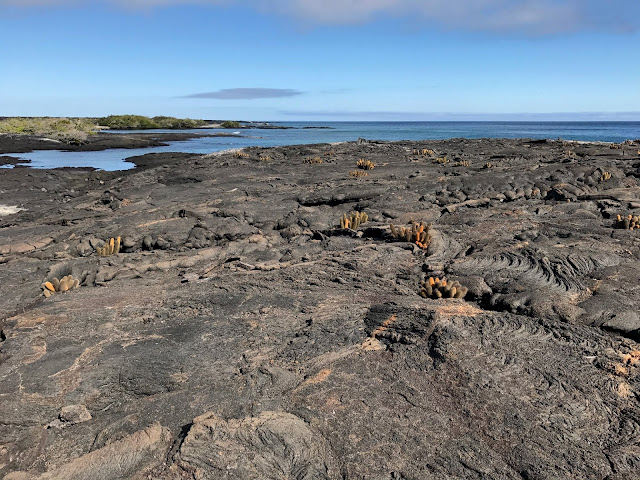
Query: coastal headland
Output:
[[1, 135, 640, 479]]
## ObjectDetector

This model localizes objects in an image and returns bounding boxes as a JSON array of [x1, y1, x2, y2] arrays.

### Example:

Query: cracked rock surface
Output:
[[1, 138, 639, 479]]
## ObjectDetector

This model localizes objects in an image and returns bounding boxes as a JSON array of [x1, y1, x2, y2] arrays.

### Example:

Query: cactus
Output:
[[96, 236, 121, 256], [258, 155, 272, 162], [615, 214, 640, 230], [389, 221, 432, 250], [434, 157, 449, 164], [233, 151, 250, 159], [599, 171, 612, 182], [42, 275, 80, 297], [454, 160, 470, 167], [483, 162, 496, 169], [349, 170, 368, 178], [412, 148, 435, 156], [339, 211, 368, 230], [305, 156, 323, 164], [420, 277, 467, 299], [356, 159, 375, 170]]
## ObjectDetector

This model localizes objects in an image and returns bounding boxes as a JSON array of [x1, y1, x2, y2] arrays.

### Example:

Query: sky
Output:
[[0, 0, 639, 121]]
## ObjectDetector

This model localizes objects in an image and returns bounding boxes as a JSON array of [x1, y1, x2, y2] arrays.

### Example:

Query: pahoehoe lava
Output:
[[1, 137, 639, 479]]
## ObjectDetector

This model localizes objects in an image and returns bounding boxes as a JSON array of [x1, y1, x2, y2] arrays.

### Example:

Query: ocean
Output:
[[4, 121, 640, 170]]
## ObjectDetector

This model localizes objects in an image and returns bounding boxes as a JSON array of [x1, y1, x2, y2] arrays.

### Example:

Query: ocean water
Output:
[[3, 121, 639, 171]]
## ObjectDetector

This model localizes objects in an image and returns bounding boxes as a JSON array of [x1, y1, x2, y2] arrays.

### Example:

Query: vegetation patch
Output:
[[97, 115, 207, 130], [413, 148, 435, 156], [96, 237, 121, 256], [390, 221, 432, 250], [339, 211, 368, 229], [42, 275, 81, 297], [616, 214, 640, 230], [356, 159, 375, 170], [0, 117, 98, 144], [419, 277, 468, 299], [220, 121, 241, 129]]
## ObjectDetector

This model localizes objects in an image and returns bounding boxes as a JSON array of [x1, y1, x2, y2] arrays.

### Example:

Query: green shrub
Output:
[[97, 115, 159, 129], [0, 117, 97, 143], [96, 115, 207, 130], [151, 116, 207, 129], [220, 121, 241, 129]]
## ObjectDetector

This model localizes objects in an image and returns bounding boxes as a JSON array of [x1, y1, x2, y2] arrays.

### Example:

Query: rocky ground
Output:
[[1, 137, 639, 479]]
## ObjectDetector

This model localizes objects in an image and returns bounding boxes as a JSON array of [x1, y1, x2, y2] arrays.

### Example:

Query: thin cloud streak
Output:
[[184, 88, 303, 99], [1, 0, 638, 34]]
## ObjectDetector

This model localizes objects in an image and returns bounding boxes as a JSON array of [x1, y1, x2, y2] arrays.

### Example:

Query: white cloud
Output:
[[1, 0, 637, 34], [184, 88, 303, 99]]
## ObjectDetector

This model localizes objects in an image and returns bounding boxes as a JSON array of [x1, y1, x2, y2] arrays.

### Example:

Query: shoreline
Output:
[[1, 137, 640, 478], [0, 131, 630, 170], [0, 131, 243, 155]]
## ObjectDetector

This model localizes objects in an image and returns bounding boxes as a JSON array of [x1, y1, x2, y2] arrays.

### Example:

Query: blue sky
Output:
[[1, 0, 639, 121]]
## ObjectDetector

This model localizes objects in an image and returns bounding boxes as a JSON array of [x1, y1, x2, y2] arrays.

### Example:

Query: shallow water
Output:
[[4, 121, 639, 171]]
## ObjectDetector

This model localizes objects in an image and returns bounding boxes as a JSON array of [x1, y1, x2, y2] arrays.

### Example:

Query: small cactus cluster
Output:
[[258, 155, 272, 162], [616, 214, 640, 230], [42, 275, 80, 297], [97, 237, 121, 256], [610, 143, 622, 150], [356, 159, 375, 170], [234, 151, 250, 159], [349, 170, 368, 178], [305, 156, 323, 164], [483, 162, 496, 169], [599, 171, 612, 182], [339, 211, 368, 229], [413, 148, 435, 156], [434, 157, 449, 164], [390, 221, 432, 250], [419, 277, 467, 299], [454, 160, 470, 167]]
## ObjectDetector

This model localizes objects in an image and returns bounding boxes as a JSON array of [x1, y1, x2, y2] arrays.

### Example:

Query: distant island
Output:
[[0, 115, 333, 145]]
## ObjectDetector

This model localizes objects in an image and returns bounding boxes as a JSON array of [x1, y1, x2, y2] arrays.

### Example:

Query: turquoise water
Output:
[[4, 121, 639, 170]]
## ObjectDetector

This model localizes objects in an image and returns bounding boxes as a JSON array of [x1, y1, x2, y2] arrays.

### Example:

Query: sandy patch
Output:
[[0, 204, 25, 216]]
